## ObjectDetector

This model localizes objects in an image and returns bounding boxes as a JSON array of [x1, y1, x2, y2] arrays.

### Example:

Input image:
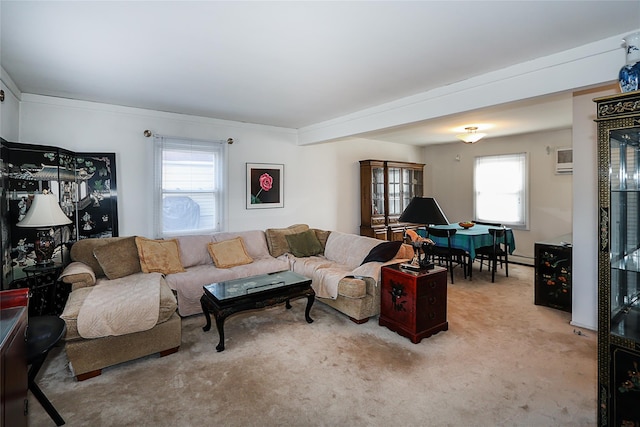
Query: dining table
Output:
[[421, 223, 516, 261]]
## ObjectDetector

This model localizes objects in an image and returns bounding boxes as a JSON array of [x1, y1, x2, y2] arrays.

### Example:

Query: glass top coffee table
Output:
[[200, 270, 315, 352]]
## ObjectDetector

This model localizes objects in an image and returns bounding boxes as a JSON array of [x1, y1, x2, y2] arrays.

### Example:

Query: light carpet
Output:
[[29, 264, 596, 426]]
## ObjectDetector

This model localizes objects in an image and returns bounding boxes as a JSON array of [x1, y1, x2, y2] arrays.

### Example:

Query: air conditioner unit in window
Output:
[[555, 147, 573, 174]]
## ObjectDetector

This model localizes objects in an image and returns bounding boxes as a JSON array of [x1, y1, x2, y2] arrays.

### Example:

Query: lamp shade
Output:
[[398, 197, 449, 225], [17, 193, 72, 228]]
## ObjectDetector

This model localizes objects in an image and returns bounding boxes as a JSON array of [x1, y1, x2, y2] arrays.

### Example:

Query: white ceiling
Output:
[[1, 1, 639, 145]]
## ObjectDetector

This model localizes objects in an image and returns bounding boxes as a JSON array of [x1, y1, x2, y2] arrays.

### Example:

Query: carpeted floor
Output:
[[28, 264, 596, 426]]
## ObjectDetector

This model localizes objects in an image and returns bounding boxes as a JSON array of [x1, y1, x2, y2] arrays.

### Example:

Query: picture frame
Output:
[[246, 163, 283, 209]]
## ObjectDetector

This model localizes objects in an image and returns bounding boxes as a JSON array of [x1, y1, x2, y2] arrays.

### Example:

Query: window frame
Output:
[[473, 152, 529, 229], [153, 136, 227, 238]]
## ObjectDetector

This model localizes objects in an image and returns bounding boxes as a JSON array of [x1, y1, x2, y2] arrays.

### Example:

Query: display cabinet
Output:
[[534, 234, 572, 312], [360, 160, 424, 241], [595, 90, 640, 426]]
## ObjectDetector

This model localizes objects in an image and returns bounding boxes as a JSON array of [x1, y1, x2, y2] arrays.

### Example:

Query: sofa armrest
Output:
[[350, 262, 384, 285], [59, 261, 96, 290]]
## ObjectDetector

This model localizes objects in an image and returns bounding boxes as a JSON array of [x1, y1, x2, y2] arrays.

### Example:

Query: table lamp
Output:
[[398, 197, 450, 270], [17, 191, 72, 265]]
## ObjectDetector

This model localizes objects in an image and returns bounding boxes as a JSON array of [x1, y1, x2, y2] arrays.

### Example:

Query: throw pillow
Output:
[[135, 237, 186, 274], [207, 237, 254, 268], [360, 240, 404, 265], [265, 224, 309, 257], [93, 236, 142, 280], [285, 229, 324, 257], [312, 229, 331, 251]]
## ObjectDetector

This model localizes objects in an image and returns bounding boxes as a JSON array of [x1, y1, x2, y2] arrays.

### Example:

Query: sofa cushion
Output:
[[135, 237, 186, 274], [207, 237, 253, 268], [70, 237, 129, 278], [265, 224, 309, 257], [93, 236, 142, 279], [175, 234, 215, 268], [61, 277, 177, 342], [285, 229, 324, 257], [213, 230, 272, 259], [323, 231, 382, 269], [312, 229, 331, 252], [361, 240, 404, 265]]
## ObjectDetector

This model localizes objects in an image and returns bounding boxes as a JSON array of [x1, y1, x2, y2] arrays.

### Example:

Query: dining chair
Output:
[[473, 221, 503, 270], [475, 228, 509, 282], [424, 227, 468, 283]]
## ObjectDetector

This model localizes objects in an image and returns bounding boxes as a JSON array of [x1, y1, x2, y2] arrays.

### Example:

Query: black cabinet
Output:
[[534, 234, 572, 312], [595, 90, 640, 426]]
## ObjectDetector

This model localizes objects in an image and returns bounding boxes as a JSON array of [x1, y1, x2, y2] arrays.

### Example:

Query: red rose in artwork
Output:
[[252, 172, 274, 204], [259, 173, 273, 192]]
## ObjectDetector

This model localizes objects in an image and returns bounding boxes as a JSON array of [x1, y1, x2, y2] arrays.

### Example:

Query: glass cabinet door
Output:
[[387, 167, 401, 216], [402, 168, 424, 211], [609, 127, 640, 342], [371, 166, 385, 216]]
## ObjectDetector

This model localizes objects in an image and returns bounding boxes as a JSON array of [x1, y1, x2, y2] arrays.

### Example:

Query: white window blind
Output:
[[153, 136, 226, 237], [474, 153, 528, 228]]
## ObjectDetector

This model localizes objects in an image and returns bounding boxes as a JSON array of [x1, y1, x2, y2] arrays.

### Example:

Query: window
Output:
[[153, 136, 226, 237], [474, 153, 528, 228]]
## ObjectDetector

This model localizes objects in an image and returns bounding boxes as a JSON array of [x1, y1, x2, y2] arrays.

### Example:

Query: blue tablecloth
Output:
[[419, 224, 516, 260]]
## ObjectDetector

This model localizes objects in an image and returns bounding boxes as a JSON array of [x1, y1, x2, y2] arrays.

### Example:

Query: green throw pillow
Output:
[[285, 229, 324, 257]]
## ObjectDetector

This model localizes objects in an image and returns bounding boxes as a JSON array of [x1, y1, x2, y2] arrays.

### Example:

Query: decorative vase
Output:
[[619, 32, 640, 93]]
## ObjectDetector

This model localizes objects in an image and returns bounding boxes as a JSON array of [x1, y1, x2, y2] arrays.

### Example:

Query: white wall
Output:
[[571, 84, 618, 331], [0, 70, 20, 141], [422, 128, 573, 265], [16, 94, 422, 237]]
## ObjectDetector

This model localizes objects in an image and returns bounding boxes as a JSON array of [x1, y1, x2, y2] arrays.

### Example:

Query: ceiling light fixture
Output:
[[457, 126, 486, 144]]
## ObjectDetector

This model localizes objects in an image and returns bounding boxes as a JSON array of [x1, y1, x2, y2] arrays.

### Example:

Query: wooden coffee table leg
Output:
[[201, 297, 212, 332], [215, 315, 226, 352], [305, 294, 315, 323]]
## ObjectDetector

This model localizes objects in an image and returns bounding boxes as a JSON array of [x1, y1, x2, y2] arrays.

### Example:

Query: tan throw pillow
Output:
[[285, 229, 324, 257], [93, 236, 142, 280], [265, 224, 309, 257], [207, 237, 253, 268], [312, 229, 331, 251], [135, 237, 186, 274]]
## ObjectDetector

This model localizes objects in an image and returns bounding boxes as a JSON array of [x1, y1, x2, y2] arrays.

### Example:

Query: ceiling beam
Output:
[[297, 32, 633, 146]]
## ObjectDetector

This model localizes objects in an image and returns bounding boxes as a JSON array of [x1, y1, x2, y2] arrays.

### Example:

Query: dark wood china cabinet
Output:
[[359, 160, 424, 241]]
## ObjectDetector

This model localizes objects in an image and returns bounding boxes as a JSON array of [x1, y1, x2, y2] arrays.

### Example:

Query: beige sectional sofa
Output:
[[166, 229, 291, 316], [283, 228, 413, 323], [59, 237, 182, 380], [163, 224, 412, 322], [58, 224, 411, 379]]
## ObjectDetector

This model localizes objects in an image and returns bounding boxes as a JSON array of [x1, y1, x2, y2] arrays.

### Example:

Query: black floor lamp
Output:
[[399, 197, 450, 270]]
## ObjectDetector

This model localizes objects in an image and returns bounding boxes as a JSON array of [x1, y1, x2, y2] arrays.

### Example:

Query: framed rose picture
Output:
[[246, 163, 284, 209]]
